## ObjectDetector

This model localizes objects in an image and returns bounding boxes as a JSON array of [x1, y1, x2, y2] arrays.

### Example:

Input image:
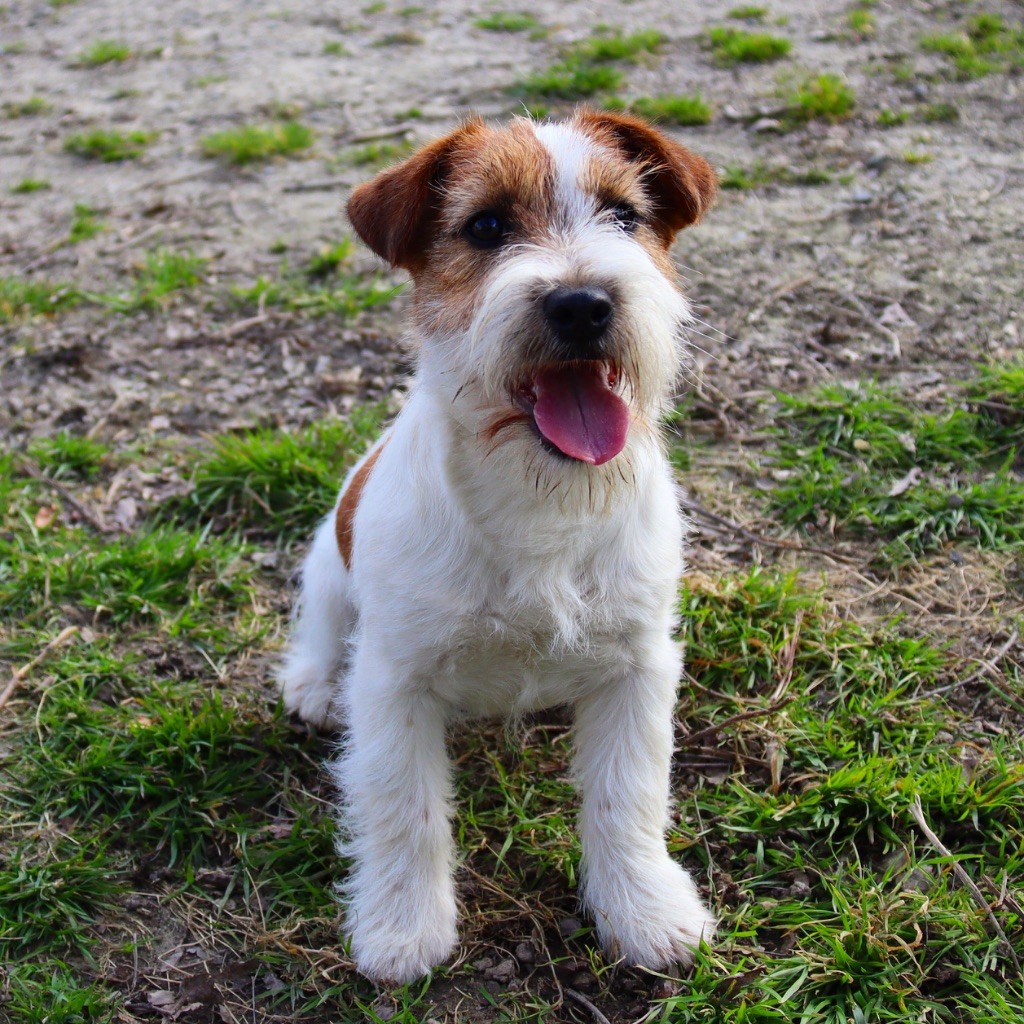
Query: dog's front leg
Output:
[[334, 660, 458, 984], [573, 636, 715, 969]]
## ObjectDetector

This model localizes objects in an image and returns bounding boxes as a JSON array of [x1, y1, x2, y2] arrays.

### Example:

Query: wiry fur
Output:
[[279, 111, 717, 984]]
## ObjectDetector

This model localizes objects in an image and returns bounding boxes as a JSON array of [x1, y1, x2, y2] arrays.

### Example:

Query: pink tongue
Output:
[[532, 365, 630, 465]]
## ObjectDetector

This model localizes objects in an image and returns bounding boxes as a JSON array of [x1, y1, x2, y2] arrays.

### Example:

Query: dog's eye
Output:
[[607, 203, 640, 233], [465, 212, 507, 248]]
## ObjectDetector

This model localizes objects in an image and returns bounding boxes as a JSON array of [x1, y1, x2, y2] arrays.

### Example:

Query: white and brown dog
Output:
[[280, 110, 717, 984]]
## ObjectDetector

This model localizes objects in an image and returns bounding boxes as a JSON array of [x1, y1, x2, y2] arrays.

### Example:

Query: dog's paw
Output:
[[278, 653, 340, 730], [586, 856, 715, 970], [347, 885, 459, 985]]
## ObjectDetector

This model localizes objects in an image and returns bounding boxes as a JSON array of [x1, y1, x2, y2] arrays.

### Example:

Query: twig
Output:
[[919, 629, 1019, 698], [0, 626, 80, 713], [682, 499, 861, 566], [909, 796, 1021, 975], [566, 988, 613, 1024], [348, 126, 411, 144], [682, 696, 796, 748], [281, 178, 351, 193], [99, 222, 168, 255]]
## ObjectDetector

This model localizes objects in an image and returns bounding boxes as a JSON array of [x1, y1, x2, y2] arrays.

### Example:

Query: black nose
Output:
[[542, 286, 613, 352]]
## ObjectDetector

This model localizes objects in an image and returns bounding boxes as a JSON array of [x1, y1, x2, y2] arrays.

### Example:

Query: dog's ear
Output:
[[576, 109, 717, 243], [346, 118, 486, 272]]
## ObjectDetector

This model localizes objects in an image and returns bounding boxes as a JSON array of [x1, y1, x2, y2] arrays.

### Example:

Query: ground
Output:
[[1, 1, 1022, 1022]]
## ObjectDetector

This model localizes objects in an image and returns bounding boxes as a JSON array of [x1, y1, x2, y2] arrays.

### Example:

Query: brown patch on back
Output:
[[335, 442, 387, 570]]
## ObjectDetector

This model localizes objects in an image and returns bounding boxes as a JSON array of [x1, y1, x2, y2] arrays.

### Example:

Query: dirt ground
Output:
[[3, 0, 1021, 447], [2, 0, 1023, 1020]]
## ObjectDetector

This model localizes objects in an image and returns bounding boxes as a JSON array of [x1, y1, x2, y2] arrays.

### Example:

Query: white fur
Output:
[[279, 118, 715, 984]]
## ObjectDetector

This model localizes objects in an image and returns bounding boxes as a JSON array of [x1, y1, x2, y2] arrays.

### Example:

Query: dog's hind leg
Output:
[[278, 512, 354, 730]]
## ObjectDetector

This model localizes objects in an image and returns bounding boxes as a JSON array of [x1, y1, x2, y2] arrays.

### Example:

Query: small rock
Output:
[[514, 941, 535, 965], [471, 957, 494, 971], [864, 154, 889, 172], [751, 117, 780, 133], [913, 82, 929, 100], [570, 971, 596, 992], [947, 493, 965, 509], [371, 994, 396, 1021], [484, 958, 516, 983], [851, 188, 874, 203], [558, 917, 582, 938]]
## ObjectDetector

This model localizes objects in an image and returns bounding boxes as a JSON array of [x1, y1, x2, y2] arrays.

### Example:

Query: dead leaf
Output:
[[889, 466, 923, 497], [34, 506, 55, 529]]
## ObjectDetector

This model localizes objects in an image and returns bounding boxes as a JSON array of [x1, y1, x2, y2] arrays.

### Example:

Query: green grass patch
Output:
[[2, 962, 116, 1024], [475, 11, 541, 33], [91, 248, 205, 312], [720, 160, 831, 189], [339, 139, 413, 167], [607, 92, 712, 126], [848, 7, 874, 37], [27, 432, 109, 480], [788, 72, 856, 122], [766, 371, 1024, 559], [727, 5, 769, 21], [200, 120, 314, 166], [10, 177, 51, 194], [233, 240, 397, 320], [3, 95, 50, 117], [707, 26, 792, 63], [63, 128, 154, 161], [165, 413, 381, 540], [515, 27, 664, 101], [876, 107, 909, 128], [921, 12, 1024, 79], [68, 202, 104, 243], [74, 39, 132, 66], [0, 276, 79, 321]]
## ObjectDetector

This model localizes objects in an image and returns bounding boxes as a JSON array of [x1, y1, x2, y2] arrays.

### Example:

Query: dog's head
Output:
[[347, 111, 715, 474]]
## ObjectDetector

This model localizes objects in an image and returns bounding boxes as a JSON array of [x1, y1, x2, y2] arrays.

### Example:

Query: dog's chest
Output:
[[423, 564, 640, 717]]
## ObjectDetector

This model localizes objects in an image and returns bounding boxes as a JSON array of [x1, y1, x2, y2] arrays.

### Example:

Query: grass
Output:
[[91, 248, 206, 312], [475, 11, 541, 33], [3, 94, 50, 117], [233, 239, 398, 319], [68, 202, 104, 243], [720, 161, 831, 189], [765, 369, 1024, 560], [0, 277, 79, 321], [74, 39, 132, 66], [922, 12, 1024, 80], [787, 72, 856, 123], [63, 128, 155, 161], [164, 414, 382, 541], [2, 375, 1022, 1021], [727, 5, 769, 21], [606, 93, 713, 126], [848, 7, 874, 37], [339, 139, 413, 167], [515, 27, 665, 101], [200, 121, 314, 166], [707, 26, 792, 64], [10, 177, 51, 193]]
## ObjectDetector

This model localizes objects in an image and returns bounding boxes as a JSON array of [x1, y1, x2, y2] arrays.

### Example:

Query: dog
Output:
[[279, 109, 718, 984]]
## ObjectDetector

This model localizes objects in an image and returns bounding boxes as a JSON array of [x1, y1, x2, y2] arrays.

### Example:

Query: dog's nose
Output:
[[542, 286, 613, 351]]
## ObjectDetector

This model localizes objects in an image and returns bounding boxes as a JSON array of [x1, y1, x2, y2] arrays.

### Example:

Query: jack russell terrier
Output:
[[280, 109, 717, 984]]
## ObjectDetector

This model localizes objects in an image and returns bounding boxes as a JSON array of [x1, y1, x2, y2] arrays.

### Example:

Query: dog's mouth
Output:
[[514, 361, 629, 466]]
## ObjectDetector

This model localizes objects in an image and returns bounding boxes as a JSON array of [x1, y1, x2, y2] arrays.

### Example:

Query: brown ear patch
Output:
[[335, 442, 388, 571], [346, 118, 487, 272], [574, 109, 717, 242]]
